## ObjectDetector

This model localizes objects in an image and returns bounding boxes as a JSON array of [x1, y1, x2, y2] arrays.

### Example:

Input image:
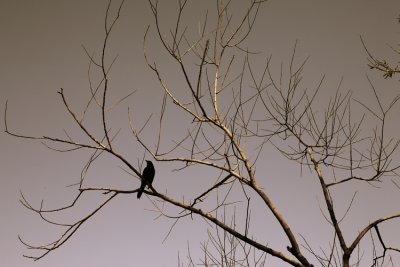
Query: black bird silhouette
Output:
[[137, 160, 155, 199]]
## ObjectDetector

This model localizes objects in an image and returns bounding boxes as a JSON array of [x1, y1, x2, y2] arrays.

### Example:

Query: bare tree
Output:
[[5, 1, 400, 266]]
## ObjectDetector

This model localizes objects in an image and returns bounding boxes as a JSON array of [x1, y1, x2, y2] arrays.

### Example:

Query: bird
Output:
[[137, 160, 155, 199]]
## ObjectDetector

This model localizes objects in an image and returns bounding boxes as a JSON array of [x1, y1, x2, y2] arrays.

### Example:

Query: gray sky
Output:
[[1, 1, 400, 266]]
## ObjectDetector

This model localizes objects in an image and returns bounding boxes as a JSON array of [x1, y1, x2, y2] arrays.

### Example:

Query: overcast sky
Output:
[[1, 1, 400, 266]]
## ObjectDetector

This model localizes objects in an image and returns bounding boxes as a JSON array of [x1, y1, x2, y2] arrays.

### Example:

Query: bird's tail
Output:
[[137, 183, 146, 199]]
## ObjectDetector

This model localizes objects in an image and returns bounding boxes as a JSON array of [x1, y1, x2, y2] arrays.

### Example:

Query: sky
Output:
[[1, 0, 400, 266]]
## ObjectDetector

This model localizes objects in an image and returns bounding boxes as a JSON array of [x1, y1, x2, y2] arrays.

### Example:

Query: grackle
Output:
[[137, 160, 155, 199]]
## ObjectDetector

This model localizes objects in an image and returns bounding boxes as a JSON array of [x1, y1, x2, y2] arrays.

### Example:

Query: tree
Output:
[[5, 1, 400, 266]]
